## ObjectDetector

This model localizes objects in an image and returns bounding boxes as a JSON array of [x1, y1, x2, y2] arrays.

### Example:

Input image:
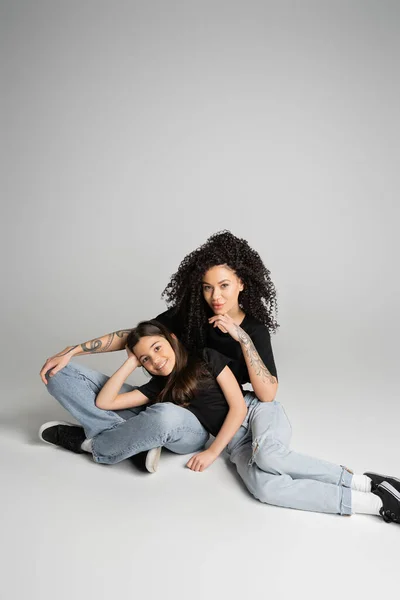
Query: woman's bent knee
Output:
[[45, 363, 77, 389], [252, 438, 291, 474]]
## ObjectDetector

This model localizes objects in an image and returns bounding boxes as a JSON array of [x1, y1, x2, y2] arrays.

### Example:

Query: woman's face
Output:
[[133, 335, 176, 376], [202, 265, 244, 315]]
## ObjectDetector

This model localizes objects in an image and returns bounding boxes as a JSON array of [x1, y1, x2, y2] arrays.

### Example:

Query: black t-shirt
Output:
[[155, 308, 278, 384], [138, 348, 235, 437]]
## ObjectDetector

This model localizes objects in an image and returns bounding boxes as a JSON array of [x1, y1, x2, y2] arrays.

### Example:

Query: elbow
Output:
[[258, 393, 275, 403], [95, 398, 109, 410], [258, 384, 278, 403], [258, 393, 277, 403]]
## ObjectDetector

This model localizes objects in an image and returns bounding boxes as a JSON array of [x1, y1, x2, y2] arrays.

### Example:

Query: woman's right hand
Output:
[[40, 347, 76, 384]]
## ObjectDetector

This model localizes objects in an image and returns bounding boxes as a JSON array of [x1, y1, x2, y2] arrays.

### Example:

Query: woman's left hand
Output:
[[186, 449, 218, 472], [208, 314, 241, 342]]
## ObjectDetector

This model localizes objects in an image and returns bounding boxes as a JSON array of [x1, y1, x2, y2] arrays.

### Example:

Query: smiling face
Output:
[[133, 335, 176, 377], [202, 265, 244, 316]]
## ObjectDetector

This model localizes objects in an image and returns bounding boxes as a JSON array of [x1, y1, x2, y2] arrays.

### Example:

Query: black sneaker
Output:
[[372, 481, 400, 524], [130, 447, 161, 473], [364, 471, 400, 494], [39, 421, 86, 454]]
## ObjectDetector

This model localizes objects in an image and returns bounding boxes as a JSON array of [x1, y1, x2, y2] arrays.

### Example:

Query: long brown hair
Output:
[[126, 320, 211, 407]]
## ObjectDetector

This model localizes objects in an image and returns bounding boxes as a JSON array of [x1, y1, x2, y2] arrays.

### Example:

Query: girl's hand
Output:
[[125, 345, 141, 369], [208, 314, 241, 342], [186, 449, 218, 472]]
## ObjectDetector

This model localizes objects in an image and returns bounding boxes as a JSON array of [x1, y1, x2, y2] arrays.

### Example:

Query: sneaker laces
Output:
[[380, 507, 400, 524]]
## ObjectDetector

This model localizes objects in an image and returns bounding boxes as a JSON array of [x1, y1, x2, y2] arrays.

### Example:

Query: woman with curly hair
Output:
[[39, 231, 278, 471], [39, 231, 400, 522]]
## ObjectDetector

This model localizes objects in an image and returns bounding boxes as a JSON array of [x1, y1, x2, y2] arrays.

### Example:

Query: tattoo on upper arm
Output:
[[235, 326, 277, 384]]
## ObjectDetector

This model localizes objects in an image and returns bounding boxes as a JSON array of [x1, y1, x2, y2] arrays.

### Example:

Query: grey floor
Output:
[[1, 375, 398, 600]]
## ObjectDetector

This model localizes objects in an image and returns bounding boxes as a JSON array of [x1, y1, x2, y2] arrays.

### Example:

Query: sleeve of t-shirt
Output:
[[202, 348, 232, 379], [154, 308, 181, 336], [137, 376, 165, 402], [249, 325, 278, 380]]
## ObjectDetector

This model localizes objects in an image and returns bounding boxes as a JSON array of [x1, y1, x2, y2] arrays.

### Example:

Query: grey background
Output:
[[1, 1, 399, 599]]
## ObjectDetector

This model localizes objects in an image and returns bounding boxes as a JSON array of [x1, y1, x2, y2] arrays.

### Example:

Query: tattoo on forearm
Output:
[[56, 346, 78, 357], [115, 329, 132, 338], [81, 339, 103, 353], [80, 330, 131, 354], [235, 326, 277, 384], [103, 333, 115, 352]]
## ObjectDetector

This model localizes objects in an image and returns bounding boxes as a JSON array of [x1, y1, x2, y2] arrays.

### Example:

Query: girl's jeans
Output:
[[45, 363, 352, 515], [45, 363, 209, 459]]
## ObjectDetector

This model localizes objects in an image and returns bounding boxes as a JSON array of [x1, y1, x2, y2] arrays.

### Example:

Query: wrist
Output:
[[237, 328, 249, 343], [123, 357, 139, 370], [68, 345, 81, 357], [206, 446, 220, 458]]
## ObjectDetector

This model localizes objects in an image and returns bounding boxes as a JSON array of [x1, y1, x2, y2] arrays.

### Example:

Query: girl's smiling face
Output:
[[202, 265, 244, 316], [133, 335, 176, 376]]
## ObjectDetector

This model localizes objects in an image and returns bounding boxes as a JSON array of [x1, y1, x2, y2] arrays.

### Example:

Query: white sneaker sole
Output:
[[145, 447, 162, 473], [38, 421, 76, 447]]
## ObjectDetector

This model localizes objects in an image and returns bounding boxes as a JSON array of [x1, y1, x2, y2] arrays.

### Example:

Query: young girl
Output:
[[100, 320, 248, 472], [40, 319, 400, 524], [40, 319, 247, 472]]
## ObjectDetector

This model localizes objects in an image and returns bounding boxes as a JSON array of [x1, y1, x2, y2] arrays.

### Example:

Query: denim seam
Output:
[[92, 425, 207, 461], [340, 485, 352, 515], [338, 465, 353, 488]]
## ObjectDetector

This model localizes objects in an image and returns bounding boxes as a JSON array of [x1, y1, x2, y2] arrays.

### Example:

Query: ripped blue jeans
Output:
[[227, 393, 353, 515], [45, 363, 352, 514]]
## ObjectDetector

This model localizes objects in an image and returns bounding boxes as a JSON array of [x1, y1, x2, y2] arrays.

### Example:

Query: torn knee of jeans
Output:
[[248, 434, 291, 467], [248, 436, 263, 467]]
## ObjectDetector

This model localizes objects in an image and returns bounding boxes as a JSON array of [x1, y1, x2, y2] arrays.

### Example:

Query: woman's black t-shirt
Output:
[[154, 308, 278, 384], [137, 348, 235, 437]]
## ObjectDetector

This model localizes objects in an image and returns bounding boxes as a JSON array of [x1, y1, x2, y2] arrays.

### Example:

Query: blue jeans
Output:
[[45, 363, 353, 515], [228, 394, 353, 515], [45, 363, 209, 461]]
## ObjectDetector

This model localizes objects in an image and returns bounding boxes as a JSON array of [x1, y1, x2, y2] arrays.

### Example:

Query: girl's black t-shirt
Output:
[[138, 348, 236, 437], [154, 308, 278, 384]]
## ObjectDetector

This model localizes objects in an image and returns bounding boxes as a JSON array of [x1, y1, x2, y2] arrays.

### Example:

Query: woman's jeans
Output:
[[45, 362, 353, 515], [228, 394, 352, 516]]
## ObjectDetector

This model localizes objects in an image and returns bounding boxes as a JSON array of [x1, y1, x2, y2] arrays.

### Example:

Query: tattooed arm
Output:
[[235, 326, 278, 402], [75, 329, 132, 355], [208, 314, 278, 403], [39, 329, 132, 384]]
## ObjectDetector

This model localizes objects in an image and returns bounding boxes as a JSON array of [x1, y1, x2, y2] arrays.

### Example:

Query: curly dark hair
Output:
[[161, 230, 279, 351]]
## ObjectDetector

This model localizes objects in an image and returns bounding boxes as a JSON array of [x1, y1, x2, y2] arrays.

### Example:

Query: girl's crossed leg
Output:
[[44, 362, 209, 462]]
